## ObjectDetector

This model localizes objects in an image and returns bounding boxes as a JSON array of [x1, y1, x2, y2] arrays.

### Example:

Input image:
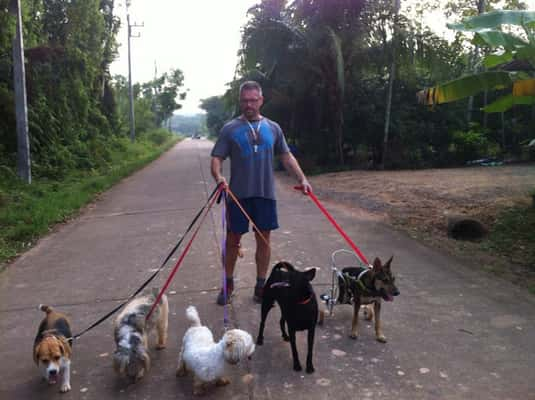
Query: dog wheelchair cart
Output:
[[320, 249, 371, 316]]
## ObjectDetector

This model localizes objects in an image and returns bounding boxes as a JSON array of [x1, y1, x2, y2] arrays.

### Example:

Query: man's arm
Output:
[[280, 152, 312, 194], [211, 156, 227, 187]]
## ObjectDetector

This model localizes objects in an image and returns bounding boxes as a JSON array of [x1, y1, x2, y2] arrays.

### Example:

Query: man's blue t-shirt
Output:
[[211, 117, 290, 200]]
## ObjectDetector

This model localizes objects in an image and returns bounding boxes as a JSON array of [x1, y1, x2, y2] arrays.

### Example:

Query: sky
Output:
[[110, 0, 535, 116], [110, 0, 258, 115]]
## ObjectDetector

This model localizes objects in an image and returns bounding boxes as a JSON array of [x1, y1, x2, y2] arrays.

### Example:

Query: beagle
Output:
[[33, 305, 73, 393]]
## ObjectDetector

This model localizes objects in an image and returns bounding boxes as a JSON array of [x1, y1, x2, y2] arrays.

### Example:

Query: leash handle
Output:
[[294, 186, 369, 265]]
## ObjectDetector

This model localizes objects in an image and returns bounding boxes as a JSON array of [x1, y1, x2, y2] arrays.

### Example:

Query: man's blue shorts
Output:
[[227, 197, 279, 234]]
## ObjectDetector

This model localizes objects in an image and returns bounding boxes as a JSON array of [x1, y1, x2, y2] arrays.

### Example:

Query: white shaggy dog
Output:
[[176, 306, 255, 395]]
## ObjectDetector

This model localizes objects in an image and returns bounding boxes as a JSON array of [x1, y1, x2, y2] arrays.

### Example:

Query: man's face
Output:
[[240, 88, 263, 120]]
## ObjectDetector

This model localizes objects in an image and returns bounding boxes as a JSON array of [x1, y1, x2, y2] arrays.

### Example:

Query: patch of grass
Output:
[[0, 133, 180, 267], [483, 204, 535, 271]]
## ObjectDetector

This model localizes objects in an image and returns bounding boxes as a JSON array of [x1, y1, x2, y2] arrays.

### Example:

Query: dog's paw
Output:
[[349, 333, 359, 340], [216, 377, 231, 386], [362, 305, 374, 321], [317, 309, 325, 326], [282, 334, 290, 342], [156, 343, 166, 350], [306, 365, 315, 374], [293, 363, 302, 372], [376, 335, 387, 343], [256, 337, 264, 346], [60, 383, 71, 393]]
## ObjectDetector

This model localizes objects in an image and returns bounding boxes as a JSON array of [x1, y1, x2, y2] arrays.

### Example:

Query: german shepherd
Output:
[[322, 257, 399, 342]]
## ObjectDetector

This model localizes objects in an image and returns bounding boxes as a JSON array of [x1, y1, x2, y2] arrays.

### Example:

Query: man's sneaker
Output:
[[253, 285, 264, 304], [216, 281, 234, 306]]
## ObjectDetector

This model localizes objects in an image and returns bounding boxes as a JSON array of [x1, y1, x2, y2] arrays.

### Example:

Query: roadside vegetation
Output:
[[485, 204, 535, 289], [0, 2, 185, 267]]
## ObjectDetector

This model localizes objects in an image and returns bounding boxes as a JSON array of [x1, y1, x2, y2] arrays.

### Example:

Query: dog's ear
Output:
[[372, 257, 383, 271], [276, 261, 293, 272], [59, 337, 72, 359], [384, 256, 393, 269], [33, 344, 41, 365], [304, 268, 316, 281]]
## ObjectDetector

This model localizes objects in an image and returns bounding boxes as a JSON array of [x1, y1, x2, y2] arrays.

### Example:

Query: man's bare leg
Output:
[[254, 230, 271, 302]]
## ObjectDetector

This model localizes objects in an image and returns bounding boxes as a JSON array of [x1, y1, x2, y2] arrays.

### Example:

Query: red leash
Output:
[[146, 186, 223, 320], [294, 186, 369, 266]]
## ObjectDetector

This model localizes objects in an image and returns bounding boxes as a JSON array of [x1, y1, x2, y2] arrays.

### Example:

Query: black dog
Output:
[[256, 261, 318, 373]]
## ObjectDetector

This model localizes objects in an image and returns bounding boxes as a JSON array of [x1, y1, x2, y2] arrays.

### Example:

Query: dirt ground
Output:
[[301, 164, 535, 288]]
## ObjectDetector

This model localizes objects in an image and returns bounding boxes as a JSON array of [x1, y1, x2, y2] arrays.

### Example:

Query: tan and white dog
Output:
[[112, 289, 169, 382], [33, 305, 73, 393]]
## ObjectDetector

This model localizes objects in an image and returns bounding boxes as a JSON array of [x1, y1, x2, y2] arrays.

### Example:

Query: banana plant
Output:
[[418, 10, 535, 113]]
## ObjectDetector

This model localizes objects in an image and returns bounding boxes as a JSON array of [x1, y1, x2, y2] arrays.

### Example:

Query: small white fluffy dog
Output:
[[176, 306, 255, 395]]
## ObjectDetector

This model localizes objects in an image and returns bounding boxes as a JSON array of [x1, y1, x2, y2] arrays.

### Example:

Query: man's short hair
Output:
[[239, 80, 263, 97]]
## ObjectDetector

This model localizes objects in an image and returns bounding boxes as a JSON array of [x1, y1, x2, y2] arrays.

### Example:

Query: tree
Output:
[[200, 96, 232, 136], [141, 69, 186, 126]]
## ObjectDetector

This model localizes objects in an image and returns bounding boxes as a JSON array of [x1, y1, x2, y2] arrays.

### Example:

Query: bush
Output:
[[145, 129, 173, 146], [449, 125, 497, 163]]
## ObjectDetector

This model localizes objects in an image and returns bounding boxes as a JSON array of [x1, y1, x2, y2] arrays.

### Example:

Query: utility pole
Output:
[[10, 0, 31, 183], [126, 1, 142, 143]]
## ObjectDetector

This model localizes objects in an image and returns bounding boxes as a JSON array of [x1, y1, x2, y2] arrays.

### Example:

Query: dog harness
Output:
[[341, 267, 378, 299]]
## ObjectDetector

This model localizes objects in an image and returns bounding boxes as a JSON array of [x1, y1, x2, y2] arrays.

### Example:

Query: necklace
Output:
[[244, 118, 263, 153]]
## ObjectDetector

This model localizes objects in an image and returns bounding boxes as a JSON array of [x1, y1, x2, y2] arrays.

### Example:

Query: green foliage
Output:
[[0, 0, 121, 178], [200, 0, 480, 169], [450, 125, 496, 162], [143, 128, 174, 146], [199, 96, 232, 135]]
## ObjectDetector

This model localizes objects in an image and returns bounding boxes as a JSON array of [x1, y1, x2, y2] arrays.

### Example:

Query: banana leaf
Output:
[[473, 30, 527, 50], [419, 71, 512, 105], [482, 93, 535, 112], [448, 10, 535, 32], [483, 52, 513, 68]]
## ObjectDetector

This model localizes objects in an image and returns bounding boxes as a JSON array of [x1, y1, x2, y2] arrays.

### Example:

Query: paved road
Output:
[[1, 139, 534, 400]]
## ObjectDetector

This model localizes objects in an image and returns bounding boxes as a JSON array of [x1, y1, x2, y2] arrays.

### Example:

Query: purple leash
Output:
[[220, 190, 230, 328]]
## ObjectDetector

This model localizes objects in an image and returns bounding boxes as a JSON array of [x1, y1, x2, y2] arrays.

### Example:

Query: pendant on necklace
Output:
[[254, 144, 258, 153]]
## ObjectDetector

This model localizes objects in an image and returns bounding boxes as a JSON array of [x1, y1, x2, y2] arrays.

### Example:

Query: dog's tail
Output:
[[38, 304, 53, 314], [185, 306, 201, 327]]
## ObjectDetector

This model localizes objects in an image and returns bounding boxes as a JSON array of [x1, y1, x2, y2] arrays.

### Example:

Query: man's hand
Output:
[[215, 175, 228, 189], [299, 178, 312, 194]]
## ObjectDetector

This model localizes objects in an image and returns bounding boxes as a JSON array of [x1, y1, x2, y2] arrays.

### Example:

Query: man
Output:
[[211, 80, 312, 305]]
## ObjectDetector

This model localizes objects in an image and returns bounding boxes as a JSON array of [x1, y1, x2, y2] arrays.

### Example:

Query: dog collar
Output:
[[270, 282, 290, 289], [297, 296, 312, 305]]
